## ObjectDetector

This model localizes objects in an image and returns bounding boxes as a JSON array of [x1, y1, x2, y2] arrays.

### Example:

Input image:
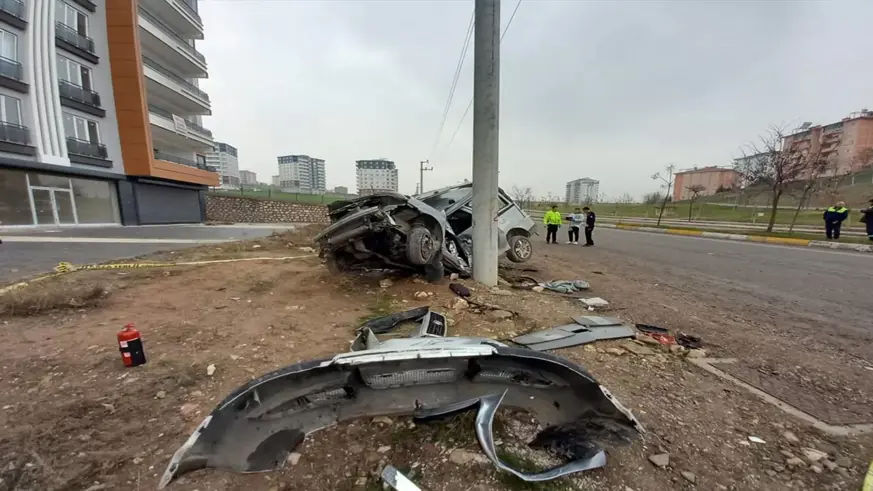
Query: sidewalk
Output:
[[602, 222, 873, 253]]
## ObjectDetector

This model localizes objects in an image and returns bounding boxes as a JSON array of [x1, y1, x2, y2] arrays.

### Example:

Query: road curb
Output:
[[602, 222, 873, 253]]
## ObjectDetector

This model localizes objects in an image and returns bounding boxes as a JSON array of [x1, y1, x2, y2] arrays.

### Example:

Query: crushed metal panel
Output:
[[382, 465, 422, 491], [513, 322, 636, 352], [570, 315, 624, 327]]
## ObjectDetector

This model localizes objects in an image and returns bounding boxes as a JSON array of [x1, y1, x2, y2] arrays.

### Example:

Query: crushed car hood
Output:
[[159, 338, 643, 487]]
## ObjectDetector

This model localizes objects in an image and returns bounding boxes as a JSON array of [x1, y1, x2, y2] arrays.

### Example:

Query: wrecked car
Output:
[[159, 308, 643, 487], [314, 184, 536, 280]]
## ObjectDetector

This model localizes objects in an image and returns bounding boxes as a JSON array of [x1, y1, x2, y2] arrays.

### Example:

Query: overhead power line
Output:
[[429, 8, 476, 159], [443, 0, 522, 152]]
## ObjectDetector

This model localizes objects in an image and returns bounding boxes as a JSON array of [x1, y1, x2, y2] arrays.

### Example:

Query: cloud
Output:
[[198, 0, 873, 200]]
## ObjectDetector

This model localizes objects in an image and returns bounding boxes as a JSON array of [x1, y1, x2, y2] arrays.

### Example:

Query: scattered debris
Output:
[[648, 453, 670, 468], [786, 457, 805, 467], [677, 333, 703, 349], [379, 278, 394, 288], [449, 273, 459, 280], [377, 445, 392, 453], [801, 448, 827, 463], [206, 364, 216, 376], [449, 283, 471, 298], [579, 297, 610, 308], [298, 246, 316, 253], [372, 416, 393, 426], [287, 452, 301, 466], [414, 291, 429, 299], [448, 298, 469, 312], [252, 244, 262, 249], [512, 316, 635, 351], [606, 347, 627, 356], [622, 342, 658, 356], [155, 390, 166, 399], [532, 286, 544, 293], [680, 471, 697, 483], [382, 464, 421, 491], [540, 279, 590, 294], [748, 436, 766, 444]]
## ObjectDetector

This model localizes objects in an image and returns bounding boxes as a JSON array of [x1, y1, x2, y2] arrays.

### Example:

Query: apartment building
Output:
[[206, 142, 238, 188], [0, 0, 217, 227], [356, 158, 398, 195], [270, 174, 278, 186], [565, 178, 599, 205], [277, 154, 326, 193], [673, 166, 740, 201], [781, 110, 873, 176], [239, 169, 256, 185]]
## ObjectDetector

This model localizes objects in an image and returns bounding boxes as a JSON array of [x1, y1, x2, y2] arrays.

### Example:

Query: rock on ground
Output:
[[648, 453, 670, 468]]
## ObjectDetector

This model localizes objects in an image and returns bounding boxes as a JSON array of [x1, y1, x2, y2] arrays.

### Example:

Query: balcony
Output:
[[138, 7, 207, 76], [55, 22, 99, 64], [0, 121, 35, 155], [67, 137, 110, 167], [58, 80, 106, 117], [140, 0, 203, 39], [0, 0, 26, 29], [0, 55, 26, 93], [142, 55, 210, 114], [148, 105, 214, 151]]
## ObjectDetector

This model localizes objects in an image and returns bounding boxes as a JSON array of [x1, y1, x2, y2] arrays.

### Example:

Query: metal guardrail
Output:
[[138, 8, 206, 63], [142, 56, 209, 101], [0, 0, 24, 19], [59, 80, 101, 107], [55, 22, 96, 54], [184, 119, 212, 137], [0, 121, 29, 145], [0, 55, 22, 81], [67, 137, 107, 159]]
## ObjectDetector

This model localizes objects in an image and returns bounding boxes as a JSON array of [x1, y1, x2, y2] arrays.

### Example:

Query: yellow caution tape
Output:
[[0, 255, 315, 296], [863, 458, 873, 491]]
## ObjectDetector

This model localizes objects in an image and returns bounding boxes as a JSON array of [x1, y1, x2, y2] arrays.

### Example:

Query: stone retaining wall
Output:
[[205, 195, 329, 223]]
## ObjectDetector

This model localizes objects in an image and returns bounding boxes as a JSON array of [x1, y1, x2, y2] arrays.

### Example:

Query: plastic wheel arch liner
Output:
[[158, 344, 644, 488]]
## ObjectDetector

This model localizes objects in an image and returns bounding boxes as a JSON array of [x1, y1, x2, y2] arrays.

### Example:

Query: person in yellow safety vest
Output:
[[822, 201, 849, 240], [543, 205, 563, 244]]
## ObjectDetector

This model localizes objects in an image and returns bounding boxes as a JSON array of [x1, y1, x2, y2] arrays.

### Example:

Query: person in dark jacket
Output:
[[861, 198, 873, 241], [823, 201, 849, 240], [582, 206, 596, 246]]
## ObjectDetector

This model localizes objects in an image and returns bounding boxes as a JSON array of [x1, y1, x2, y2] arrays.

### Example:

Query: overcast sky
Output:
[[198, 0, 873, 200]]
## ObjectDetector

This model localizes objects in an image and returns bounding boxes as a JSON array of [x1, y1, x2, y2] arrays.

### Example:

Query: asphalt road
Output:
[[0, 225, 293, 282], [588, 227, 872, 326]]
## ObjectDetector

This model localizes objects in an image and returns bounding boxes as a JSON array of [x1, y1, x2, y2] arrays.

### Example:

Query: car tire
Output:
[[406, 225, 437, 266], [506, 235, 533, 263]]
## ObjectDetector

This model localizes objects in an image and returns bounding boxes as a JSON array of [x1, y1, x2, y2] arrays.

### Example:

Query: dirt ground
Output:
[[0, 227, 870, 491]]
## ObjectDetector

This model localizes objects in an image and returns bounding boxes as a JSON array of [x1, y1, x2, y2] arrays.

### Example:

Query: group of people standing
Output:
[[542, 205, 596, 246], [823, 199, 873, 241]]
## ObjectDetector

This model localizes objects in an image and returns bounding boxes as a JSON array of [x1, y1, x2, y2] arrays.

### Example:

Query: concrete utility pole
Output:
[[471, 0, 500, 286], [419, 160, 432, 194]]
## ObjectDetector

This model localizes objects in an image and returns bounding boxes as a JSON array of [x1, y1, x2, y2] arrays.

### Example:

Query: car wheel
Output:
[[506, 235, 533, 263], [406, 225, 437, 266]]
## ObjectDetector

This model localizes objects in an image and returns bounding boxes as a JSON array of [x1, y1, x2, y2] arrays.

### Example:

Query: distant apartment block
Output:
[[271, 175, 279, 186], [356, 159, 398, 195], [781, 109, 873, 177], [277, 154, 326, 193], [206, 142, 239, 188], [565, 178, 599, 205], [239, 169, 257, 185], [673, 166, 740, 201], [333, 185, 349, 195]]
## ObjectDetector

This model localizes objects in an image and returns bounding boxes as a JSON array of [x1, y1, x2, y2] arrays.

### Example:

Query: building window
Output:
[[56, 0, 88, 36], [63, 113, 99, 143], [57, 55, 92, 90], [0, 29, 17, 62], [0, 94, 21, 125]]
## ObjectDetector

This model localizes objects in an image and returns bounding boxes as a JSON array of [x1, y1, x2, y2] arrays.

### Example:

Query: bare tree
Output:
[[734, 126, 821, 232], [642, 191, 663, 205], [510, 185, 534, 209], [651, 164, 676, 226], [685, 184, 706, 221], [617, 193, 633, 204]]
